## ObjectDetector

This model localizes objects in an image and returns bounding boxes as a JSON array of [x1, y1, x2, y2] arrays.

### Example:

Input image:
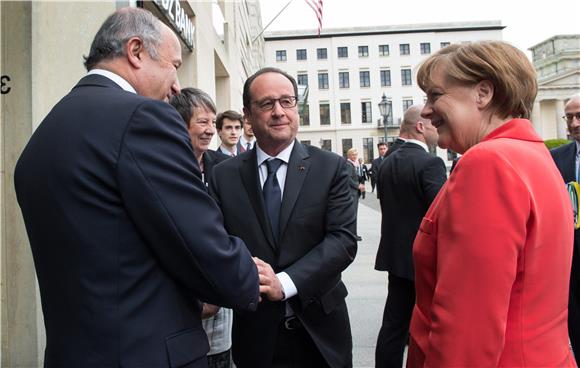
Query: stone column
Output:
[[531, 100, 542, 136], [556, 99, 567, 139]]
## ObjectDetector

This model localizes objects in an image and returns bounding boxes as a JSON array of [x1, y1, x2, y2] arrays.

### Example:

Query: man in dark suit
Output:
[[14, 8, 259, 367], [370, 142, 388, 193], [374, 105, 447, 367], [210, 67, 358, 368], [217, 110, 243, 156], [550, 93, 580, 358]]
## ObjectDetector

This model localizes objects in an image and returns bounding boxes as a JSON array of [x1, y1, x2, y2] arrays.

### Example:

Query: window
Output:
[[403, 99, 414, 112], [358, 45, 369, 57], [318, 72, 329, 89], [363, 138, 374, 163], [399, 43, 410, 55], [338, 71, 350, 88], [342, 139, 353, 158], [440, 42, 451, 48], [379, 44, 389, 56], [300, 140, 311, 146], [296, 49, 307, 60], [340, 102, 351, 124], [319, 103, 330, 125], [384, 101, 393, 125], [361, 101, 372, 123], [420, 42, 431, 54], [359, 71, 370, 88], [337, 46, 348, 58], [321, 139, 332, 151], [300, 103, 310, 126], [317, 48, 328, 60], [380, 69, 391, 87], [401, 68, 412, 86], [276, 50, 287, 61], [297, 73, 308, 86]]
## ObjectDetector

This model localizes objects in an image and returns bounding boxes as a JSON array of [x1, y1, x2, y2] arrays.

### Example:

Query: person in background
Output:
[[357, 158, 369, 199], [13, 8, 259, 367], [407, 40, 576, 367], [370, 142, 388, 193], [216, 110, 243, 156], [170, 87, 233, 368], [347, 148, 364, 241], [374, 105, 446, 367], [550, 92, 580, 359], [237, 116, 256, 153]]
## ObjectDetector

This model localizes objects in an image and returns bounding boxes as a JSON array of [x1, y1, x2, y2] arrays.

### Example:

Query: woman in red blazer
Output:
[[407, 41, 577, 367]]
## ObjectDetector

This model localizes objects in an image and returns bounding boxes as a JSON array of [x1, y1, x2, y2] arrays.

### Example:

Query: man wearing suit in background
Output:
[[374, 105, 447, 367], [217, 110, 244, 156], [210, 67, 358, 368], [14, 8, 259, 367], [238, 116, 256, 153], [370, 142, 388, 193], [550, 93, 580, 358]]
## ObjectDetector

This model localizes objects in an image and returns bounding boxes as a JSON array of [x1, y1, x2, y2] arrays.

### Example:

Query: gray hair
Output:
[[83, 7, 162, 71], [170, 88, 217, 128]]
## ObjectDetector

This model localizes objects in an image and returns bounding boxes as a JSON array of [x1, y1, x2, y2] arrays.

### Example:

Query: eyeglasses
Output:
[[563, 113, 580, 124], [252, 96, 297, 111]]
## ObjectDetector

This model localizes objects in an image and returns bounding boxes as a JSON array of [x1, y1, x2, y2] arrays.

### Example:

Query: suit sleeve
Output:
[[421, 156, 447, 204], [284, 158, 358, 302], [424, 148, 529, 366], [116, 100, 258, 310]]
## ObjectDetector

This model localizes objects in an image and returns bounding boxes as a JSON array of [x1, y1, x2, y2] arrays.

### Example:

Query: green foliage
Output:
[[544, 139, 571, 150]]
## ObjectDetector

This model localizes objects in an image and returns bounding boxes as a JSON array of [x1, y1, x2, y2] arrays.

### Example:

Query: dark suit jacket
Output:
[[386, 138, 406, 157], [14, 75, 259, 367], [210, 141, 357, 368], [374, 142, 446, 280], [370, 156, 385, 185], [550, 142, 580, 352], [202, 149, 229, 188]]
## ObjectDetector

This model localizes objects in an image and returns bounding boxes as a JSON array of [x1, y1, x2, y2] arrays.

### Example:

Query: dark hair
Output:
[[169, 88, 216, 127], [377, 142, 387, 148], [216, 110, 244, 130], [83, 7, 162, 71], [242, 67, 298, 109]]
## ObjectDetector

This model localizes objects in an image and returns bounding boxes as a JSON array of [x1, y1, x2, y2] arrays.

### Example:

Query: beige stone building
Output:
[[529, 34, 580, 140], [0, 1, 263, 365]]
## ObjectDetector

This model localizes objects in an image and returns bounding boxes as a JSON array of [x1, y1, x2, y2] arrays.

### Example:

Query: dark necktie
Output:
[[246, 142, 251, 151], [263, 159, 283, 243]]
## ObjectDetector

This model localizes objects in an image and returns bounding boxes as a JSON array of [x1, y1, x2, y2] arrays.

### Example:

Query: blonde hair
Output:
[[417, 41, 537, 119]]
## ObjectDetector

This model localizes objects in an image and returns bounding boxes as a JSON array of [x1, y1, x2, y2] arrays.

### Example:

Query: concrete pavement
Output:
[[343, 192, 387, 368]]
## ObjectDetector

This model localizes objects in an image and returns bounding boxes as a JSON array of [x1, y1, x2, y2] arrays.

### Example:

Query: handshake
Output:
[[254, 257, 285, 302]]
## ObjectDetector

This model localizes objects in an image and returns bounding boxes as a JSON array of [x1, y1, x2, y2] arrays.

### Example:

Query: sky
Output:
[[259, 0, 579, 55]]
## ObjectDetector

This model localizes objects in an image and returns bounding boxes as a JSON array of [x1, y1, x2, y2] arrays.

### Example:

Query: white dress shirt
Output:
[[87, 69, 136, 94]]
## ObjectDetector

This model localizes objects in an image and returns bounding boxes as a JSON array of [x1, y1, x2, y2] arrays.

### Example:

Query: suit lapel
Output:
[[279, 142, 310, 240], [239, 149, 277, 249]]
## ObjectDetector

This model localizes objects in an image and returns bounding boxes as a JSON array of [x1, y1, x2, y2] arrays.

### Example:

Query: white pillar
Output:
[[531, 100, 542, 136], [556, 99, 567, 139]]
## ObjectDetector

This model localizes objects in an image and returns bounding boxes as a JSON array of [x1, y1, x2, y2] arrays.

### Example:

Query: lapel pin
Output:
[[298, 165, 305, 172]]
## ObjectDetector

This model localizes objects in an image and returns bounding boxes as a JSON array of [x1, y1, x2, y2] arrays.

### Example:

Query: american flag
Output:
[[305, 0, 323, 35]]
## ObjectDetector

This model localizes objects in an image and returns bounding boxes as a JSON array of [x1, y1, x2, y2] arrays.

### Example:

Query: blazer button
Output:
[[248, 302, 256, 310]]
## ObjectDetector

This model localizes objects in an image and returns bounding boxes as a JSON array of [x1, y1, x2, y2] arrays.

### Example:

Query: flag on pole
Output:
[[305, 0, 323, 35]]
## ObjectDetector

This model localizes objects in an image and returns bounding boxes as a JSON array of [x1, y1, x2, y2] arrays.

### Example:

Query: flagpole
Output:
[[252, 0, 295, 44]]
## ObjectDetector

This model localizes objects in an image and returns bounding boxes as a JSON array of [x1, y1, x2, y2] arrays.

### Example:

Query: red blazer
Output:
[[408, 119, 577, 367]]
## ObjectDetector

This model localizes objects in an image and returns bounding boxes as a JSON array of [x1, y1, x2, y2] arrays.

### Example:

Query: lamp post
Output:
[[378, 93, 391, 143]]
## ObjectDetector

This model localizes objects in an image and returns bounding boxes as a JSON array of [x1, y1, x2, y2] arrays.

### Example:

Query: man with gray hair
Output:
[[374, 105, 446, 367], [551, 93, 580, 358], [14, 7, 259, 367]]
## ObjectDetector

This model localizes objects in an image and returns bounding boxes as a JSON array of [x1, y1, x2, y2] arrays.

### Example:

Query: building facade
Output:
[[264, 21, 504, 164], [529, 34, 580, 140], [0, 1, 263, 365]]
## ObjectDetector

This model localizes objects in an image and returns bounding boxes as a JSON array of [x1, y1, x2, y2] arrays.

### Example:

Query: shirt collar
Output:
[[405, 139, 429, 152], [256, 141, 295, 166], [87, 69, 136, 94], [575, 141, 580, 157]]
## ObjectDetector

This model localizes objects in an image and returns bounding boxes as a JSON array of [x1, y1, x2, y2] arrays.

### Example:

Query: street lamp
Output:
[[378, 93, 391, 142]]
